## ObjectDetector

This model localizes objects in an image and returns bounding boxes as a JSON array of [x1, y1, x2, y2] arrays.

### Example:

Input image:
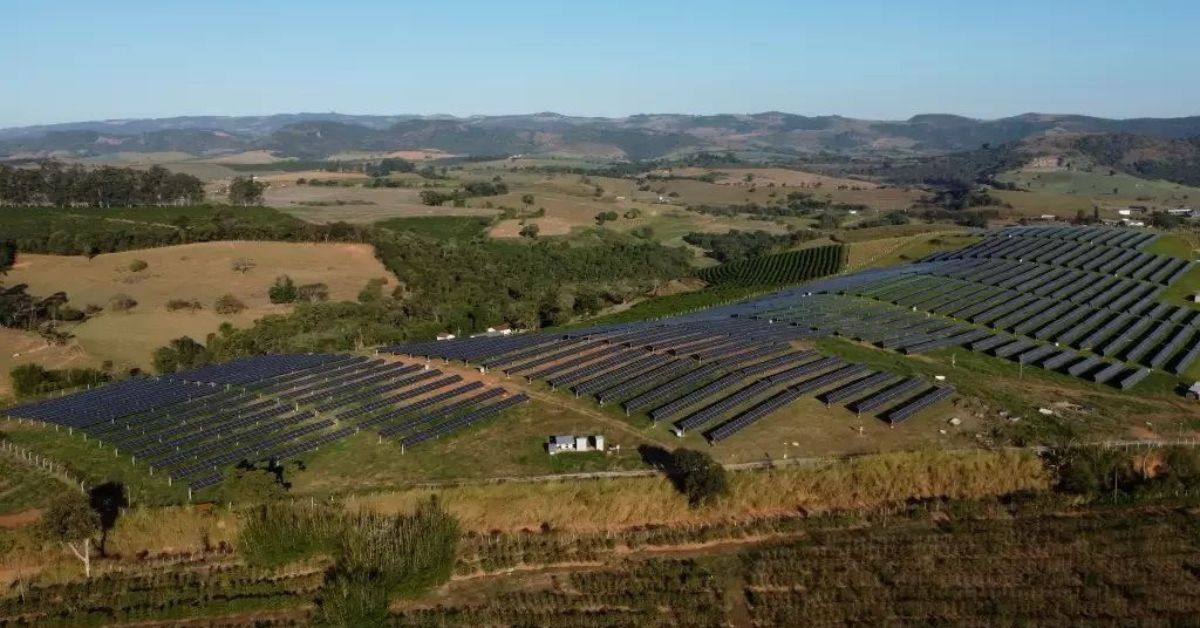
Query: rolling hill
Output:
[[4, 111, 1200, 162]]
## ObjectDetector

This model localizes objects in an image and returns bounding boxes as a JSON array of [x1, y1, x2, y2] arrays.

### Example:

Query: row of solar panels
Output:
[[925, 234, 1188, 286], [844, 271, 1200, 376]]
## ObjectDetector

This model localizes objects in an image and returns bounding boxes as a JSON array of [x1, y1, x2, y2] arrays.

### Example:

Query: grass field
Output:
[[857, 232, 981, 269], [0, 454, 72, 516], [3, 241, 394, 371], [992, 169, 1200, 220], [288, 397, 659, 495], [814, 336, 1191, 444]]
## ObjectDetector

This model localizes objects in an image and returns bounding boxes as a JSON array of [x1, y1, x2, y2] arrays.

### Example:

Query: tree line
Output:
[[0, 162, 205, 207]]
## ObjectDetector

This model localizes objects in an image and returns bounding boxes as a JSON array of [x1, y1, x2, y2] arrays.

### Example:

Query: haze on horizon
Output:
[[4, 0, 1200, 128]]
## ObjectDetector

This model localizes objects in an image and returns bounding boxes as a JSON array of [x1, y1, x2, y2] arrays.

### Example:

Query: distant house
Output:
[[469, 324, 518, 339], [547, 434, 605, 455], [1117, 209, 1132, 217], [1167, 208, 1194, 216], [436, 332, 456, 341]]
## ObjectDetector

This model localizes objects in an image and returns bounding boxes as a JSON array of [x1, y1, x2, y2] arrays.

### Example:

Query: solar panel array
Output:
[[389, 316, 957, 446], [1, 353, 528, 494]]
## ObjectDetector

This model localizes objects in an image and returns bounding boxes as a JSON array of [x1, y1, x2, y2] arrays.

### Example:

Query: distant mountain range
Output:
[[3, 112, 1200, 162]]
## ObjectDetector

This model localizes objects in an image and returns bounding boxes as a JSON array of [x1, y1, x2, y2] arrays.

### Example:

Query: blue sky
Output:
[[2, 0, 1198, 128]]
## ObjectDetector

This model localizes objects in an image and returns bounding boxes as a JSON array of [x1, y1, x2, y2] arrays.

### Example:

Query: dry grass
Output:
[[4, 242, 393, 370], [106, 505, 239, 556], [0, 328, 98, 396], [349, 449, 1050, 534], [675, 166, 878, 189], [199, 150, 285, 165], [262, 183, 499, 224]]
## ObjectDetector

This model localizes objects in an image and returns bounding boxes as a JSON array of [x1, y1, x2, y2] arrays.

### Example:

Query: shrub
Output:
[[214, 294, 246, 315], [165, 298, 203, 312], [231, 258, 256, 274], [297, 283, 330, 303], [358, 278, 387, 303], [127, 259, 148, 272], [519, 224, 540, 239], [109, 294, 138, 312], [268, 275, 298, 304]]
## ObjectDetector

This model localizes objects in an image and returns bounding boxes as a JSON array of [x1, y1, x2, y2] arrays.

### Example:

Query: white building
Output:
[[547, 434, 605, 455]]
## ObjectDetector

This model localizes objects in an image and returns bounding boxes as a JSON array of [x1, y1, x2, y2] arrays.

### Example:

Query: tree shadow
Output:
[[637, 445, 685, 493], [88, 481, 127, 557]]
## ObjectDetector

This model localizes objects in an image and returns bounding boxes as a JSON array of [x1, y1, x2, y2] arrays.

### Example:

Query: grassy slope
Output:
[[1, 422, 186, 505]]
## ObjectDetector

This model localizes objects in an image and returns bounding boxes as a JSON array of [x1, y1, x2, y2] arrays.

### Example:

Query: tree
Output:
[[39, 493, 100, 577], [218, 463, 288, 503], [268, 275, 298, 304], [519, 223, 540, 239], [419, 190, 451, 206], [669, 449, 728, 507], [227, 176, 267, 206], [594, 211, 619, 226], [153, 336, 210, 374], [0, 240, 15, 274], [521, 193, 535, 208]]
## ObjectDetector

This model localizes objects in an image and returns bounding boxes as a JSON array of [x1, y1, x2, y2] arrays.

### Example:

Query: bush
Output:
[[297, 283, 329, 303], [214, 294, 246, 315], [165, 298, 202, 312], [240, 499, 459, 623], [108, 294, 138, 312], [358, 278, 387, 303], [519, 224, 540, 239], [127, 259, 148, 272], [268, 275, 298, 304], [231, 258, 256, 274]]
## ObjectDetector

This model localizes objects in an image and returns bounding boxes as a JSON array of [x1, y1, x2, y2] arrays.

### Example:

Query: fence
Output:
[[0, 438, 87, 494]]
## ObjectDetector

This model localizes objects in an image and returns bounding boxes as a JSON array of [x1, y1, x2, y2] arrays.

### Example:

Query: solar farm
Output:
[[390, 224, 1200, 444], [4, 224, 1198, 494], [1, 354, 527, 494]]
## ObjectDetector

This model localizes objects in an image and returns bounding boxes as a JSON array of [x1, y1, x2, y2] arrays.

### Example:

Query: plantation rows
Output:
[[392, 559, 725, 628], [0, 563, 323, 626], [741, 512, 1200, 626], [699, 244, 846, 287]]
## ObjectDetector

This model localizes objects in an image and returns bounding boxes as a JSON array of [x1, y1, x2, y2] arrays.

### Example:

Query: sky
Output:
[[2, 0, 1199, 128]]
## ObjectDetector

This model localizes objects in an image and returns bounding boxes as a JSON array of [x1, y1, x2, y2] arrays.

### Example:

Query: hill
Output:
[[5, 111, 1200, 161]]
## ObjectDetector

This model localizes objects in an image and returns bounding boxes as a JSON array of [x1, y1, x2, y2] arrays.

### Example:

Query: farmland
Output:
[[6, 163, 1200, 625], [698, 244, 847, 287], [2, 242, 393, 371]]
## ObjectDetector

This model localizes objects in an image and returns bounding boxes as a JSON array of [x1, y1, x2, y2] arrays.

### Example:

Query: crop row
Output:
[[699, 244, 846, 287]]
